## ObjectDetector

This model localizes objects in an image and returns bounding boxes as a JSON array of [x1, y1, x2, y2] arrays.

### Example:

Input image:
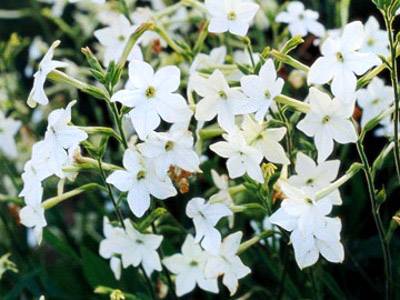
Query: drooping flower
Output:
[[276, 1, 325, 37], [308, 21, 381, 99], [210, 128, 264, 182], [193, 69, 255, 132], [241, 116, 290, 165], [356, 77, 393, 127], [94, 15, 143, 66], [270, 181, 344, 269], [205, 0, 259, 37], [186, 197, 232, 254], [0, 111, 21, 159], [205, 231, 251, 296], [138, 127, 200, 176], [297, 88, 358, 162], [19, 201, 47, 245], [163, 235, 219, 297], [288, 152, 342, 205], [100, 218, 163, 278], [106, 149, 177, 217], [27, 40, 68, 108], [111, 60, 192, 139], [240, 59, 284, 122]]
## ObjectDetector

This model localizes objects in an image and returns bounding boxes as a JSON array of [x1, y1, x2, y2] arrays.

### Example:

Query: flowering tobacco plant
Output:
[[0, 0, 400, 299]]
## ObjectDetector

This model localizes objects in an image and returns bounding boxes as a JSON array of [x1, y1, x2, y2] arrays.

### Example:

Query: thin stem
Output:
[[140, 265, 156, 300], [356, 139, 392, 300], [110, 102, 128, 149], [384, 15, 400, 182], [97, 159, 126, 229]]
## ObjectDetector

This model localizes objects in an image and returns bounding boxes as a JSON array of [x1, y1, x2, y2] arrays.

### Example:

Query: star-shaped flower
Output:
[[276, 1, 325, 37], [94, 15, 143, 66], [356, 77, 393, 127], [210, 128, 264, 182], [288, 152, 342, 205], [308, 21, 380, 99], [269, 181, 344, 269], [193, 70, 256, 132], [111, 60, 192, 139], [205, 232, 251, 296], [163, 235, 219, 297], [106, 149, 177, 217], [205, 0, 259, 36], [138, 127, 200, 176], [241, 116, 290, 165], [360, 16, 389, 57], [297, 88, 357, 162], [186, 197, 232, 254], [240, 59, 284, 121]]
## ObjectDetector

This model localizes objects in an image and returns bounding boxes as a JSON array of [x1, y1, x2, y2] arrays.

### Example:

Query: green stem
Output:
[[275, 95, 310, 113], [97, 159, 126, 229], [42, 183, 103, 209], [384, 14, 400, 182], [356, 139, 392, 300]]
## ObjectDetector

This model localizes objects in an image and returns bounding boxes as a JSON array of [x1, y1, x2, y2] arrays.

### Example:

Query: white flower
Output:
[[210, 129, 264, 182], [205, 232, 250, 296], [297, 88, 358, 162], [360, 16, 389, 57], [106, 149, 177, 217], [276, 1, 325, 37], [111, 60, 192, 139], [43, 101, 88, 177], [190, 46, 227, 74], [100, 218, 163, 277], [288, 152, 342, 205], [94, 15, 143, 66], [270, 182, 344, 269], [0, 111, 21, 159], [186, 197, 232, 254], [193, 70, 255, 132], [209, 169, 235, 228], [308, 21, 380, 99], [205, 0, 259, 36], [27, 40, 68, 108], [240, 59, 284, 121], [356, 77, 393, 127], [209, 169, 233, 205], [163, 235, 219, 297], [241, 115, 290, 165], [138, 127, 200, 176], [20, 202, 47, 245]]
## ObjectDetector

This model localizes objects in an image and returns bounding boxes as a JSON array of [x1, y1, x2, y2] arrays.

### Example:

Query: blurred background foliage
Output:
[[0, 0, 399, 299]]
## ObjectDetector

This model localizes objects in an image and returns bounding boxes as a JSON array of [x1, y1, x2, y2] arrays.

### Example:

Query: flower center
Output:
[[137, 170, 146, 180], [165, 141, 174, 151], [218, 90, 228, 100], [371, 98, 380, 105], [135, 239, 144, 244], [336, 52, 344, 62], [189, 260, 199, 267], [322, 115, 331, 124], [227, 11, 237, 21], [117, 35, 125, 42], [367, 37, 375, 46], [306, 178, 314, 185], [264, 89, 271, 98], [145, 86, 156, 99], [305, 198, 313, 204]]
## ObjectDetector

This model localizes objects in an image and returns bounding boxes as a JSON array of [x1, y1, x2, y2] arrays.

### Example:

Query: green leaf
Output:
[[80, 247, 117, 288], [43, 229, 81, 263]]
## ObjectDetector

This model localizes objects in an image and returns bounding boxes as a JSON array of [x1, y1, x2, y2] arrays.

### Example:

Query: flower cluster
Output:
[[2, 0, 399, 298]]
